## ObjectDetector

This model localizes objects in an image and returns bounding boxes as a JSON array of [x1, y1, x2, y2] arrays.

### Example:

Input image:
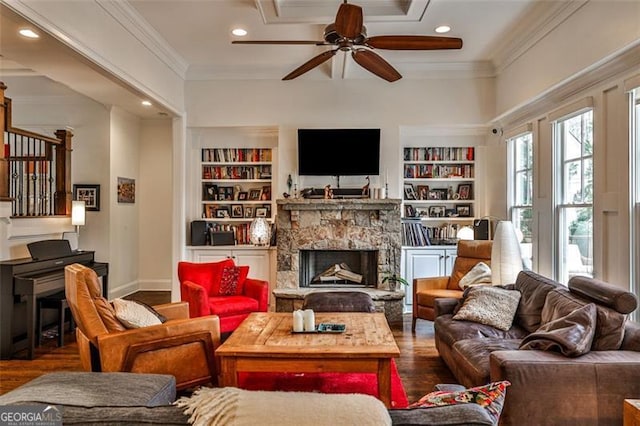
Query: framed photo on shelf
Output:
[[415, 207, 429, 218], [205, 205, 216, 218], [238, 191, 248, 201], [249, 189, 261, 200], [216, 207, 230, 218], [73, 184, 100, 211], [428, 205, 446, 218], [445, 208, 458, 217], [244, 206, 254, 218], [457, 184, 472, 200], [231, 204, 244, 218], [404, 183, 417, 200], [255, 207, 268, 218], [456, 204, 472, 217], [417, 185, 429, 200], [404, 205, 416, 218], [260, 185, 271, 201], [202, 183, 218, 201]]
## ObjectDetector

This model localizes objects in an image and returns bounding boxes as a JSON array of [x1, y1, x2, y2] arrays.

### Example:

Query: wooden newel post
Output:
[[0, 82, 9, 202], [54, 129, 73, 215]]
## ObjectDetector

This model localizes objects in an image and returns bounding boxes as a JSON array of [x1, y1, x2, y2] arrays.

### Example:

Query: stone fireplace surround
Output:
[[274, 198, 404, 323]]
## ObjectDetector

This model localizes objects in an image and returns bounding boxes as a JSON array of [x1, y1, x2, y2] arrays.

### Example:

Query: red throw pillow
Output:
[[219, 265, 251, 295], [220, 266, 240, 295], [178, 259, 235, 296]]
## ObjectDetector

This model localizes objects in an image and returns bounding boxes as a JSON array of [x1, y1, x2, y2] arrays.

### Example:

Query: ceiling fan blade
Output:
[[351, 49, 401, 82], [366, 35, 463, 50], [335, 3, 363, 39], [232, 40, 327, 46], [283, 50, 337, 80]]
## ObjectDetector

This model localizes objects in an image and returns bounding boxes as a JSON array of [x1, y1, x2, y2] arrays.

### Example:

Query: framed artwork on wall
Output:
[[73, 184, 100, 211], [117, 177, 135, 203]]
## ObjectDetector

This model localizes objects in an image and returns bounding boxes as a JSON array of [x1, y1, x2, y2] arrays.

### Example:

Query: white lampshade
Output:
[[71, 200, 86, 226], [249, 218, 271, 246], [457, 226, 474, 241], [491, 221, 523, 285]]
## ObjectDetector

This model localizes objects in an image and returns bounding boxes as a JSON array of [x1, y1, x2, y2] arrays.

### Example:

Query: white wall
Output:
[[496, 1, 640, 117], [109, 107, 141, 297], [138, 118, 173, 290]]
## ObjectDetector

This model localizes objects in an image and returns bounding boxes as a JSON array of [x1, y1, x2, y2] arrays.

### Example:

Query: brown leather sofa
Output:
[[413, 240, 492, 330], [64, 263, 221, 390], [434, 270, 640, 425]]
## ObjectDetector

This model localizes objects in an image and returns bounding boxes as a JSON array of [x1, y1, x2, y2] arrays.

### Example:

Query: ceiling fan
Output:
[[232, 1, 463, 82]]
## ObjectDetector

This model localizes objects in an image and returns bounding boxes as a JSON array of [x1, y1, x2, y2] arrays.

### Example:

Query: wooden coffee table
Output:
[[215, 312, 400, 407]]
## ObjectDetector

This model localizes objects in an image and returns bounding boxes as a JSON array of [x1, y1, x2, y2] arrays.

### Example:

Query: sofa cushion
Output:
[[208, 295, 259, 317], [513, 270, 564, 333], [408, 381, 510, 424], [220, 265, 241, 295], [451, 339, 522, 386], [434, 315, 528, 348], [542, 288, 626, 350], [0, 372, 176, 407], [520, 302, 597, 357], [458, 262, 492, 290], [453, 286, 521, 331]]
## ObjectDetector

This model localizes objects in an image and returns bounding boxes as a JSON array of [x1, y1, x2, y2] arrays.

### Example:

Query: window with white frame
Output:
[[509, 132, 533, 269], [554, 109, 594, 284]]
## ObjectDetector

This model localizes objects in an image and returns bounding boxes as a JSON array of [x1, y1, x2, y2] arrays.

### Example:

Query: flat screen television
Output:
[[297, 128, 380, 176]]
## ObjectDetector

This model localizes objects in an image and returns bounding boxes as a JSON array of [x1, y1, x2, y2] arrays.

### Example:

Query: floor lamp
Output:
[[491, 221, 523, 285]]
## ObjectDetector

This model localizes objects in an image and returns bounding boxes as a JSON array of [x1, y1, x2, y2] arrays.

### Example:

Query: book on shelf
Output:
[[403, 147, 474, 162], [402, 220, 431, 246], [202, 148, 272, 163]]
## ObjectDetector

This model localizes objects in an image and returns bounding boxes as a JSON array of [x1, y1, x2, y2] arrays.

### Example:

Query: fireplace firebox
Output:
[[299, 249, 378, 287]]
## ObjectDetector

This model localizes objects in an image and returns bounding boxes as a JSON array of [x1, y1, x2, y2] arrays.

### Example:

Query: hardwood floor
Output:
[[0, 291, 455, 403]]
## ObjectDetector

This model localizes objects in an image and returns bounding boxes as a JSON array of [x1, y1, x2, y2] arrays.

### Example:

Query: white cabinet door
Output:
[[192, 249, 231, 263], [402, 248, 447, 308], [445, 249, 458, 275], [233, 249, 270, 282]]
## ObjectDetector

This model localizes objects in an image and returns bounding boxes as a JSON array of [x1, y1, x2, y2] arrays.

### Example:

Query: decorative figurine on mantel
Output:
[[362, 176, 370, 198], [287, 174, 293, 194], [324, 184, 334, 199]]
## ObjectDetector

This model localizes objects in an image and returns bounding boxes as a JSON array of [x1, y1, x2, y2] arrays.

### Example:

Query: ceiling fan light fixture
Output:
[[435, 25, 451, 34], [232, 28, 248, 37], [19, 28, 40, 39]]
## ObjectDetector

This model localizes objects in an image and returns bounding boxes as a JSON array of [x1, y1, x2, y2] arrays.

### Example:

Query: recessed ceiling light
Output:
[[232, 28, 248, 37], [435, 25, 451, 34], [141, 100, 152, 106], [19, 28, 39, 39]]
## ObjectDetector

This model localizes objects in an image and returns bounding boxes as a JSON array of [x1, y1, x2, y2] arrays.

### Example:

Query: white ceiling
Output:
[[0, 0, 573, 118]]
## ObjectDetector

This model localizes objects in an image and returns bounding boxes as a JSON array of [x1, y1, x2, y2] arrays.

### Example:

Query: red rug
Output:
[[237, 360, 409, 408]]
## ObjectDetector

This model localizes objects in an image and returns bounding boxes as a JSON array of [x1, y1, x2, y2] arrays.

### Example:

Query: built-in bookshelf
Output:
[[200, 148, 273, 245], [402, 146, 476, 245]]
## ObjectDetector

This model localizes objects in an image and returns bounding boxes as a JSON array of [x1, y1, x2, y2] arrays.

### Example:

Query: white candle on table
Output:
[[303, 309, 315, 332], [293, 310, 304, 332]]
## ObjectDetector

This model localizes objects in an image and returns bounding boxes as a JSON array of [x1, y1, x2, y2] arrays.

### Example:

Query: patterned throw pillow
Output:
[[112, 298, 164, 329], [453, 286, 521, 331], [458, 262, 492, 289], [220, 266, 240, 295], [408, 381, 511, 422]]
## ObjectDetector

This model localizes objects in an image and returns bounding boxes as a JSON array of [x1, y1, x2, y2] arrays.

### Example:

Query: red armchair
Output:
[[178, 259, 269, 333]]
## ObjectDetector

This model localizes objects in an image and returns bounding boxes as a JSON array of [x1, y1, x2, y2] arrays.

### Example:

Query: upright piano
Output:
[[0, 240, 108, 359]]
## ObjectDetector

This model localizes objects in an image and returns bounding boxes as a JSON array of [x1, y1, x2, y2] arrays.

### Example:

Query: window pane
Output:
[[583, 111, 593, 156], [559, 206, 593, 284], [583, 157, 593, 203], [564, 159, 582, 203], [512, 207, 533, 270], [563, 118, 583, 160], [516, 135, 532, 170], [515, 170, 528, 205]]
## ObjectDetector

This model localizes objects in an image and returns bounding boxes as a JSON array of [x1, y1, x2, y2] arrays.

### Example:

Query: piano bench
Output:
[[37, 291, 75, 347]]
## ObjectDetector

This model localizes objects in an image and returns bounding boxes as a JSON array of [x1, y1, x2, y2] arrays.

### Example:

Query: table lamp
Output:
[[491, 220, 523, 285], [71, 200, 86, 245], [249, 218, 271, 246]]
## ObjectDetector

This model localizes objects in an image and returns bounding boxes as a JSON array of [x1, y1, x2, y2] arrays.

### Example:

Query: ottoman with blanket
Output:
[[0, 372, 509, 425]]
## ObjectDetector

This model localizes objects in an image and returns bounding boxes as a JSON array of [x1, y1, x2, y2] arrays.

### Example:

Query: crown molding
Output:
[[492, 41, 640, 129], [97, 0, 188, 78], [400, 125, 490, 138], [491, 0, 588, 75]]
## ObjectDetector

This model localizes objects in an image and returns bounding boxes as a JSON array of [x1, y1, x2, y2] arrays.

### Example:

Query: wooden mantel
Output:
[[277, 198, 401, 211]]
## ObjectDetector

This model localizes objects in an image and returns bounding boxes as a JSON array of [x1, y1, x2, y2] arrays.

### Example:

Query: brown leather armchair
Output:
[[412, 240, 492, 331], [64, 263, 220, 390]]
